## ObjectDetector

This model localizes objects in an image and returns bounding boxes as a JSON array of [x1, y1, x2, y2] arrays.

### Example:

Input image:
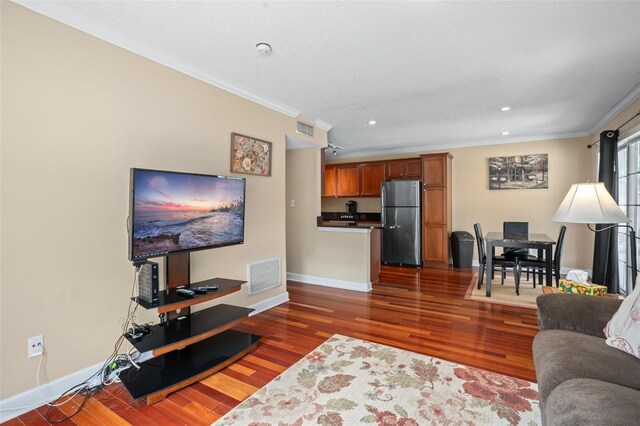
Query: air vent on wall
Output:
[[247, 257, 281, 295], [296, 121, 314, 137]]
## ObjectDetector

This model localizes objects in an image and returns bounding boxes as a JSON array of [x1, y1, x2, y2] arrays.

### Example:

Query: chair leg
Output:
[[501, 266, 505, 285], [514, 265, 520, 295], [478, 263, 485, 289], [555, 267, 560, 286], [533, 269, 536, 289]]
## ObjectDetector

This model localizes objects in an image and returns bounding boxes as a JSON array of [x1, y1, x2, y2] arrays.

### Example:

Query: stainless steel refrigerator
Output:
[[381, 180, 422, 266]]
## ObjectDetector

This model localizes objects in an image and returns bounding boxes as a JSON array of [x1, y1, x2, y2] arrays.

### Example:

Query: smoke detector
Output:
[[256, 43, 272, 56]]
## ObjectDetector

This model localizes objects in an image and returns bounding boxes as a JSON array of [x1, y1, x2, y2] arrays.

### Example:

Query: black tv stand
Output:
[[119, 252, 260, 404]]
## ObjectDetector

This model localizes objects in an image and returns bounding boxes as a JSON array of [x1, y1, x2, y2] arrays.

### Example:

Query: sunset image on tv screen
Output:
[[131, 169, 245, 259]]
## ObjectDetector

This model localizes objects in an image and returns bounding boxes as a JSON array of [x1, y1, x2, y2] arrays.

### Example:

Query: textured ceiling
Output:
[[19, 1, 640, 156]]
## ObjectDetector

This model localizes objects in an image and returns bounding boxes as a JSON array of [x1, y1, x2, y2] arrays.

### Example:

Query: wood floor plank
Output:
[[6, 265, 540, 425], [200, 374, 258, 401], [53, 398, 103, 426], [181, 402, 219, 424], [34, 406, 76, 425], [128, 400, 184, 426], [154, 400, 208, 426], [17, 410, 51, 426]]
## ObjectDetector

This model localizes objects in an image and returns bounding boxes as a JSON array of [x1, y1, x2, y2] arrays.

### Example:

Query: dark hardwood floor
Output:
[[5, 265, 539, 425]]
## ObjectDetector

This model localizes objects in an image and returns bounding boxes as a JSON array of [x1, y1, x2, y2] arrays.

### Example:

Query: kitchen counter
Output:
[[318, 220, 382, 230]]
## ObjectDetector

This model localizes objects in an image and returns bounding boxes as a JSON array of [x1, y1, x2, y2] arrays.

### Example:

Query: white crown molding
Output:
[[335, 131, 590, 159], [314, 119, 333, 132], [13, 0, 334, 125], [588, 83, 640, 135]]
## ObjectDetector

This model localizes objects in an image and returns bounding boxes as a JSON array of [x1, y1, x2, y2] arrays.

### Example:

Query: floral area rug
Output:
[[214, 335, 540, 426]]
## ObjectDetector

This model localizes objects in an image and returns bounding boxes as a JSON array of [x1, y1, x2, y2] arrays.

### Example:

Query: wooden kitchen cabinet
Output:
[[335, 164, 360, 197], [385, 158, 422, 179], [323, 164, 337, 197], [403, 159, 423, 178], [322, 157, 422, 198], [421, 153, 452, 265], [422, 155, 447, 187], [359, 162, 385, 197]]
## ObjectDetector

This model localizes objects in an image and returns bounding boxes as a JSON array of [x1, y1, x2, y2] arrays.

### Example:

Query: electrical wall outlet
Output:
[[28, 335, 44, 358], [290, 199, 296, 208]]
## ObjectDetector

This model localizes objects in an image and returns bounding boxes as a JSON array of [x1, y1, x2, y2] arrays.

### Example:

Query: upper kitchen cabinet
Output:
[[422, 155, 449, 187], [385, 158, 422, 180], [359, 162, 386, 197], [323, 164, 337, 197], [335, 164, 360, 197]]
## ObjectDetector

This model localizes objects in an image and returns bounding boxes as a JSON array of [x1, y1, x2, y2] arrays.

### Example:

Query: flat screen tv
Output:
[[128, 168, 246, 261]]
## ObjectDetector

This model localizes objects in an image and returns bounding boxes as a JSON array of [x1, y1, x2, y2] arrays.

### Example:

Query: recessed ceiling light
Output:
[[500, 106, 511, 111], [368, 120, 377, 125], [501, 131, 510, 136]]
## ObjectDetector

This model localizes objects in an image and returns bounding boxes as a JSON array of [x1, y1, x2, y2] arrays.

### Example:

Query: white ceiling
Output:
[[17, 1, 640, 157]]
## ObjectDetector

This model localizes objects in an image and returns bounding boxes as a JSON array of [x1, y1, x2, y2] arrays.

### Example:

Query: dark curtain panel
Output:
[[592, 130, 619, 293]]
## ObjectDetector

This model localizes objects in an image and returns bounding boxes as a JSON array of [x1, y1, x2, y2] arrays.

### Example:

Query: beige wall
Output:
[[0, 3, 325, 399], [447, 136, 596, 268], [286, 149, 373, 283]]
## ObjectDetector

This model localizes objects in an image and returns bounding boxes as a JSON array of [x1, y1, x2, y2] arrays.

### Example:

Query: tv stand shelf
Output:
[[133, 277, 245, 313], [120, 252, 261, 405], [119, 330, 260, 404], [125, 304, 254, 356]]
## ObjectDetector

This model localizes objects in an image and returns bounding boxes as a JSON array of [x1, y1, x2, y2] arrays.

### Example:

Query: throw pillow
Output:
[[604, 276, 640, 358]]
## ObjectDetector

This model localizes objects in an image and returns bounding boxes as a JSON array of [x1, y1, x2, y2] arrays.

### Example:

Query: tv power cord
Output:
[[41, 265, 143, 423]]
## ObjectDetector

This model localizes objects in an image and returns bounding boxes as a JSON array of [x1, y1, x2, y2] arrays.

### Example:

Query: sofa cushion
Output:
[[604, 277, 640, 358], [545, 378, 640, 426], [533, 329, 640, 405]]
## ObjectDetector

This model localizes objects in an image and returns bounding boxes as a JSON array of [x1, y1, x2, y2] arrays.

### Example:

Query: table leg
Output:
[[486, 240, 493, 297], [545, 244, 553, 286]]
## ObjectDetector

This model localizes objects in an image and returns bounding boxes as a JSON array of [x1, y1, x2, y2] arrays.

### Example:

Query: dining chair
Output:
[[516, 226, 567, 292], [503, 221, 529, 259], [474, 223, 521, 292]]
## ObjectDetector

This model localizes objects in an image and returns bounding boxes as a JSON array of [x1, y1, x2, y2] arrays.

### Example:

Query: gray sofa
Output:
[[533, 293, 640, 425]]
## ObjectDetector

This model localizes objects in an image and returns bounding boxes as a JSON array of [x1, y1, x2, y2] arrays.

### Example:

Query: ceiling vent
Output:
[[247, 257, 281, 295], [296, 121, 314, 137]]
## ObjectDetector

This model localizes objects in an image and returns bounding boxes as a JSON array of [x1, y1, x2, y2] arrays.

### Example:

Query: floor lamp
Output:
[[551, 182, 637, 291]]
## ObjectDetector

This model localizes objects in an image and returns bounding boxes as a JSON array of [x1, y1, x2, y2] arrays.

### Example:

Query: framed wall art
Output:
[[230, 133, 272, 176], [489, 154, 548, 190]]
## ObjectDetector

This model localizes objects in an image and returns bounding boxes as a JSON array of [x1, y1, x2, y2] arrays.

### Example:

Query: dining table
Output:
[[484, 232, 556, 297]]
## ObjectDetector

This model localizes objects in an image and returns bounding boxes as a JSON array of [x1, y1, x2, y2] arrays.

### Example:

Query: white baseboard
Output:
[[0, 360, 104, 423], [248, 292, 290, 316], [470, 260, 592, 277], [287, 272, 372, 292]]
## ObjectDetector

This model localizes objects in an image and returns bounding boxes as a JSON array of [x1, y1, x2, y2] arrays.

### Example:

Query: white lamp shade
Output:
[[552, 182, 630, 224]]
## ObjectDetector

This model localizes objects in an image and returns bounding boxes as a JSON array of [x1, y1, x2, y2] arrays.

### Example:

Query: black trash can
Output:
[[451, 231, 474, 268]]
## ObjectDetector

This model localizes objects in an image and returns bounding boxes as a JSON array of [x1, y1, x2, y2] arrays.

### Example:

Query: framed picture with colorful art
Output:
[[230, 133, 272, 176]]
